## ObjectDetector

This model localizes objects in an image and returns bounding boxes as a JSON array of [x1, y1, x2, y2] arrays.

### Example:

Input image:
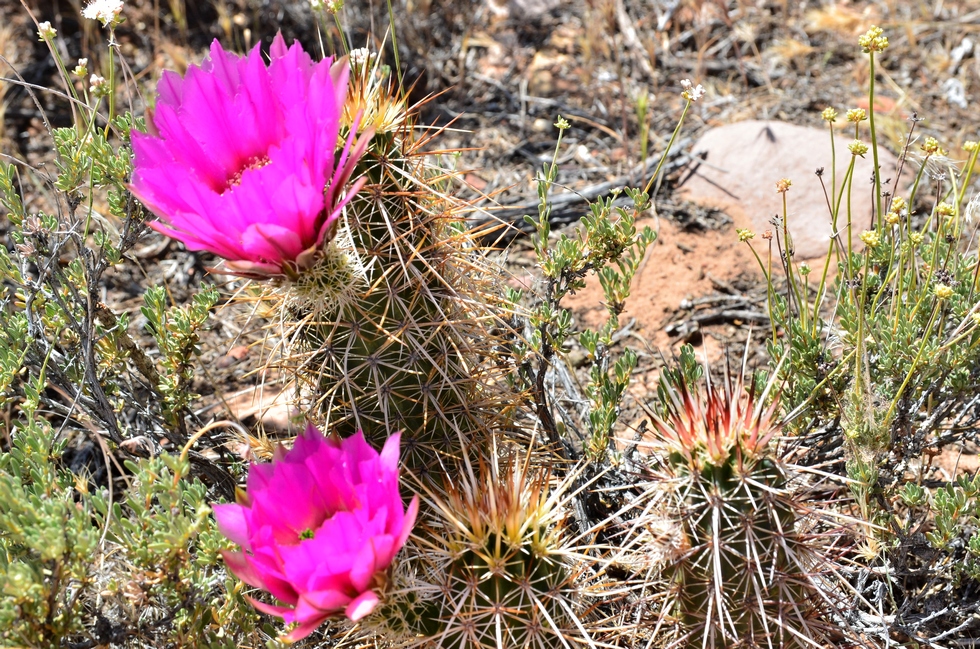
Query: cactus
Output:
[[265, 51, 514, 473], [361, 454, 591, 648], [644, 353, 834, 649]]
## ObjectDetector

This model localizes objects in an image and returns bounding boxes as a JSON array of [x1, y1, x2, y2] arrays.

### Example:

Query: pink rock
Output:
[[678, 120, 903, 259]]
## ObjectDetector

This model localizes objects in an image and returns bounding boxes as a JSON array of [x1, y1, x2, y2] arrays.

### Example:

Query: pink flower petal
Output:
[[212, 503, 250, 550], [281, 615, 331, 642], [345, 590, 380, 621], [246, 596, 296, 619], [220, 550, 265, 589], [212, 425, 416, 637], [347, 539, 380, 592], [297, 589, 351, 617], [398, 496, 420, 548], [379, 431, 402, 473], [240, 222, 304, 266], [156, 70, 184, 107]]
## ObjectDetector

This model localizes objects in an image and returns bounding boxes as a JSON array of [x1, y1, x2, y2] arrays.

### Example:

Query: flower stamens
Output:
[[222, 155, 271, 194]]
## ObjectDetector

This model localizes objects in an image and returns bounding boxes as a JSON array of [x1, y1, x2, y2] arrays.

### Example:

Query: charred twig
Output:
[[471, 138, 692, 238], [665, 308, 769, 337]]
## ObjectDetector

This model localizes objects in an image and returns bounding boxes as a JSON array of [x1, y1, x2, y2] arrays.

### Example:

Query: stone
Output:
[[506, 0, 561, 19], [677, 120, 903, 259], [223, 384, 300, 434]]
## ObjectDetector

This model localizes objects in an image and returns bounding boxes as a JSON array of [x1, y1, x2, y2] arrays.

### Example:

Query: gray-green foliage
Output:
[[142, 284, 220, 432], [89, 451, 260, 648], [0, 418, 260, 648], [0, 91, 257, 644], [0, 420, 98, 647], [517, 119, 656, 462], [743, 26, 980, 640], [899, 474, 980, 583]]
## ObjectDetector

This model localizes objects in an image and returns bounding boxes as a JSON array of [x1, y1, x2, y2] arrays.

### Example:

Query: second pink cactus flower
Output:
[[213, 426, 418, 641]]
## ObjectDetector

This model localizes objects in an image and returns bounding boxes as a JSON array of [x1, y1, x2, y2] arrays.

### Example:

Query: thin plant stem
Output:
[[957, 145, 980, 207], [844, 158, 857, 290], [830, 122, 837, 209], [890, 243, 908, 335], [883, 300, 942, 426], [853, 252, 871, 396], [781, 191, 806, 330], [835, 158, 856, 234], [868, 52, 883, 228], [812, 243, 835, 338], [870, 233, 898, 311], [333, 12, 350, 56], [105, 29, 117, 136], [385, 0, 401, 84], [643, 99, 690, 196], [743, 242, 777, 342]]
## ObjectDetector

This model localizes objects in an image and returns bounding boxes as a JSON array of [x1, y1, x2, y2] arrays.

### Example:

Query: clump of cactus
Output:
[[643, 348, 835, 648], [364, 453, 591, 648]]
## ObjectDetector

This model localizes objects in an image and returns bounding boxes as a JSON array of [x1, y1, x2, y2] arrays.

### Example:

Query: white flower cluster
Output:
[[36, 21, 57, 41], [81, 0, 124, 27], [966, 193, 980, 226], [680, 79, 704, 102], [349, 47, 371, 67]]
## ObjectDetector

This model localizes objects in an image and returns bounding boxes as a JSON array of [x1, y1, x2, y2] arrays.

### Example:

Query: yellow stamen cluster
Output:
[[886, 196, 906, 225], [849, 140, 869, 156], [859, 26, 889, 53], [775, 178, 792, 193], [846, 108, 867, 123], [342, 49, 407, 134], [936, 202, 956, 218], [859, 230, 881, 249], [821, 107, 838, 122], [934, 283, 954, 300], [921, 136, 947, 156], [965, 141, 978, 152], [736, 228, 755, 242]]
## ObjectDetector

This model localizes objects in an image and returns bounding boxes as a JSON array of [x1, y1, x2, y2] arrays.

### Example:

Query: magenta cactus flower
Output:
[[213, 425, 418, 641], [130, 35, 371, 278]]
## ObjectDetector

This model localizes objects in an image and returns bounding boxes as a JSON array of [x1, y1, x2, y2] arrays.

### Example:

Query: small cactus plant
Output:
[[362, 454, 592, 648], [643, 351, 834, 649]]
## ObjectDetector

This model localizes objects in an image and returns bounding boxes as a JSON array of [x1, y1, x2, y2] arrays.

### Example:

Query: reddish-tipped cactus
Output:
[[642, 356, 835, 648]]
